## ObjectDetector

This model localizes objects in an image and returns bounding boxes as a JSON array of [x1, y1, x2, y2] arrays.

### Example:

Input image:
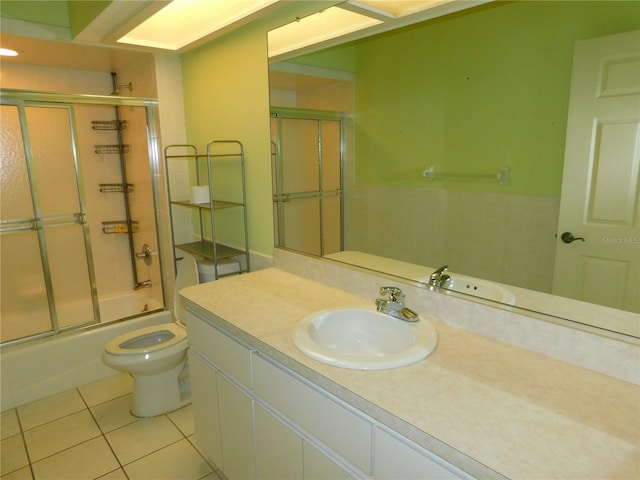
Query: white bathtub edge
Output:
[[1, 311, 172, 410]]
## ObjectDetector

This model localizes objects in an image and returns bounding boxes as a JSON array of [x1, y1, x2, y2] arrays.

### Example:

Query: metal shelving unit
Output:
[[164, 141, 250, 280]]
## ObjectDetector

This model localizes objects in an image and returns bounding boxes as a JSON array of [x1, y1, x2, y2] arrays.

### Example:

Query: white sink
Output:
[[419, 275, 517, 305], [292, 306, 438, 370]]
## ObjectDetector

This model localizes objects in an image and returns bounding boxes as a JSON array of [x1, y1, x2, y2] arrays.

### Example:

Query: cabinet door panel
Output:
[[374, 428, 469, 480], [303, 441, 357, 480], [188, 352, 223, 469], [255, 404, 303, 479], [252, 354, 372, 474], [217, 374, 256, 479]]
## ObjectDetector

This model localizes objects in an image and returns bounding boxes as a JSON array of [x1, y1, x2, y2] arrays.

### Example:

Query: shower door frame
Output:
[[1, 97, 100, 337], [0, 89, 166, 346], [271, 108, 345, 257]]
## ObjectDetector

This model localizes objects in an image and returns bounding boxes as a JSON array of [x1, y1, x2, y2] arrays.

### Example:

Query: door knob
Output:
[[561, 232, 585, 244]]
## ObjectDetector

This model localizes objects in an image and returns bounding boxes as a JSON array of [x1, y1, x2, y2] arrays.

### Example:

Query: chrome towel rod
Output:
[[423, 165, 510, 184]]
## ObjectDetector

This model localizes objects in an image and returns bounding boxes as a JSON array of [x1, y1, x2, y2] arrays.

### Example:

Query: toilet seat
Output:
[[101, 253, 199, 417], [104, 323, 187, 355]]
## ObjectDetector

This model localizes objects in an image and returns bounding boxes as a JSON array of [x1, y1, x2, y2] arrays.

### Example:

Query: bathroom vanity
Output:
[[181, 265, 639, 479]]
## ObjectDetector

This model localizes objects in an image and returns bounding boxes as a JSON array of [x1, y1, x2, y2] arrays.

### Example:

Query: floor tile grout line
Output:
[[5, 408, 36, 480], [29, 432, 104, 466], [118, 435, 185, 468], [21, 385, 131, 478], [185, 434, 221, 477], [6, 376, 211, 480], [79, 386, 132, 480]]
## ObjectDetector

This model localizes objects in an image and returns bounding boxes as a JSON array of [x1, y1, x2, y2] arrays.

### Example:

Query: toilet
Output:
[[102, 254, 199, 417]]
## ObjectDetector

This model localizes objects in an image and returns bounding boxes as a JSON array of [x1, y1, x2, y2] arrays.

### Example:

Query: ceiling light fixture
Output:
[[268, 6, 383, 59], [0, 48, 19, 57], [118, 0, 278, 51]]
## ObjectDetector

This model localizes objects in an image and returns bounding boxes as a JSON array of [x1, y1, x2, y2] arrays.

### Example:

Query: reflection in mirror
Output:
[[268, 1, 640, 339]]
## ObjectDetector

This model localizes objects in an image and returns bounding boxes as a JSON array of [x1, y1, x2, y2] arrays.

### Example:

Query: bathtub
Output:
[[99, 292, 164, 323], [0, 310, 172, 410]]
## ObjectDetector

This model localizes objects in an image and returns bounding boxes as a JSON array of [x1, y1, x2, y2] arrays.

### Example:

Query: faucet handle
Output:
[[379, 286, 404, 303]]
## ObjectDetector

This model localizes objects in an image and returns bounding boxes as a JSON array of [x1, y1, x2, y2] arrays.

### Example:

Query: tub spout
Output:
[[135, 280, 152, 289]]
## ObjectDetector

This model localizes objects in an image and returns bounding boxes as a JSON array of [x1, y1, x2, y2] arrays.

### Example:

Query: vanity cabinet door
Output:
[[374, 427, 472, 480], [252, 354, 372, 474], [217, 373, 256, 480], [188, 352, 223, 469], [255, 404, 303, 479], [254, 403, 358, 480], [303, 441, 358, 480]]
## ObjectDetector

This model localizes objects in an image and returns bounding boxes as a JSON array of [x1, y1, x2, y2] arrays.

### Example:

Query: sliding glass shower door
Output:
[[271, 110, 343, 257], [0, 102, 97, 343]]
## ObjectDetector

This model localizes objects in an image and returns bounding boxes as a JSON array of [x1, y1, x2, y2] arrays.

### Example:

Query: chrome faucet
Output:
[[375, 286, 419, 322], [428, 265, 451, 287]]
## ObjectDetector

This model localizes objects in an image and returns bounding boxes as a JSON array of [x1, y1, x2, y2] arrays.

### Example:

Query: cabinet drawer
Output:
[[185, 310, 252, 388], [252, 353, 372, 474], [374, 427, 472, 480]]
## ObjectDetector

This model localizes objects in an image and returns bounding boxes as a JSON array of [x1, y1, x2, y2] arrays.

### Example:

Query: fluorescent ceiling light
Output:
[[268, 7, 382, 59], [118, 0, 278, 51], [350, 0, 454, 18], [0, 48, 19, 57]]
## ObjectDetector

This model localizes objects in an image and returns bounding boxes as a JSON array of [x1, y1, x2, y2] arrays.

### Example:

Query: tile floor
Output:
[[1, 373, 225, 480]]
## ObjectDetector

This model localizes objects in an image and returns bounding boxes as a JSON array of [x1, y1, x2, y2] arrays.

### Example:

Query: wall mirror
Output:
[[268, 1, 640, 340]]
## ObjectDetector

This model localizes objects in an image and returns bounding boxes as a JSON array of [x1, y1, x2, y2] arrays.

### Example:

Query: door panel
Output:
[[0, 230, 51, 342], [321, 120, 341, 191], [272, 113, 343, 257], [0, 104, 52, 342], [283, 197, 321, 256], [281, 118, 319, 194], [0, 103, 96, 342], [553, 30, 640, 317], [26, 107, 81, 216], [588, 121, 639, 224]]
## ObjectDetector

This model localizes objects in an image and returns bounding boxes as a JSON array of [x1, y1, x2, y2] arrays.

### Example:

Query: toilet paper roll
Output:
[[191, 186, 210, 204]]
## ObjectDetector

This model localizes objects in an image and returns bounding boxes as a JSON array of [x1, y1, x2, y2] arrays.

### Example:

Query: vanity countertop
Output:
[[181, 268, 639, 479]]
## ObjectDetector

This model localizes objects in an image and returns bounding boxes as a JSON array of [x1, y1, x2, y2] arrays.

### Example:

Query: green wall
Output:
[[0, 1, 112, 38], [0, 1, 70, 27], [297, 1, 640, 196], [182, 25, 273, 256], [181, 2, 339, 258], [68, 1, 111, 38], [180, 0, 639, 258], [356, 0, 640, 195]]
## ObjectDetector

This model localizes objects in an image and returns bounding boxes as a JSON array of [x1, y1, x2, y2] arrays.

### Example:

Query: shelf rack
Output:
[[101, 220, 139, 234], [91, 120, 127, 131], [164, 141, 250, 280], [94, 144, 130, 155], [99, 183, 134, 193]]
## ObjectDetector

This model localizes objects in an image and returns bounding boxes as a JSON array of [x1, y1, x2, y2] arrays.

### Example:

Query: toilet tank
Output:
[[197, 259, 240, 283]]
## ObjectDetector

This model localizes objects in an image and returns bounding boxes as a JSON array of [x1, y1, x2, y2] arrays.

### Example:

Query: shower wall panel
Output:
[[74, 105, 164, 309]]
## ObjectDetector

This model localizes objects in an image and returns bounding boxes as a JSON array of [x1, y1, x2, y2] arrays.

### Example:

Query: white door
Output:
[[552, 30, 640, 313]]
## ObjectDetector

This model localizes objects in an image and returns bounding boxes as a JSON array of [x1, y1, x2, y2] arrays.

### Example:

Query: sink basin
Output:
[[419, 274, 516, 305], [292, 306, 438, 370]]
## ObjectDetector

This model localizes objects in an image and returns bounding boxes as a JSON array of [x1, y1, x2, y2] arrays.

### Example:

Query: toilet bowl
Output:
[[102, 253, 199, 417]]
